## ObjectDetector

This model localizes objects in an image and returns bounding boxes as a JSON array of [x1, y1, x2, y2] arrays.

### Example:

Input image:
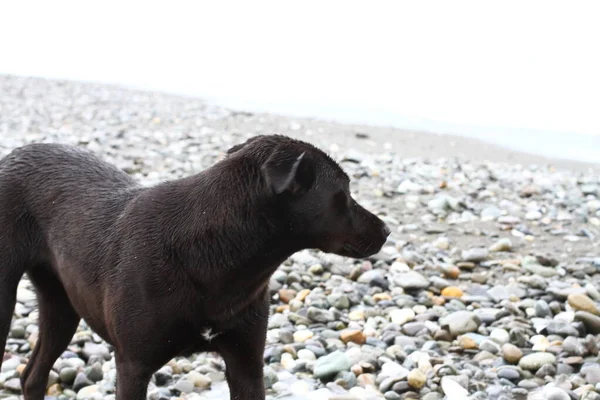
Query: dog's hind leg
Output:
[[0, 201, 40, 361], [19, 266, 81, 400], [0, 252, 26, 362]]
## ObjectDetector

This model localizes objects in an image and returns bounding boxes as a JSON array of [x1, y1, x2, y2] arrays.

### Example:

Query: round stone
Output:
[[439, 311, 481, 337], [518, 352, 556, 371], [441, 287, 463, 298], [340, 329, 366, 345], [293, 330, 314, 343], [389, 309, 415, 325], [407, 368, 427, 389], [502, 343, 523, 364], [568, 293, 600, 315], [490, 328, 510, 345]]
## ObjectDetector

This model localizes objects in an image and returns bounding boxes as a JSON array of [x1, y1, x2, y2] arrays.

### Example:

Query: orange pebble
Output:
[[441, 287, 464, 298]]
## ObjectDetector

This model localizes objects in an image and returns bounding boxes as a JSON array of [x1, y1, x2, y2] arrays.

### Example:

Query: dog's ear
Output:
[[226, 136, 261, 155], [262, 147, 315, 195]]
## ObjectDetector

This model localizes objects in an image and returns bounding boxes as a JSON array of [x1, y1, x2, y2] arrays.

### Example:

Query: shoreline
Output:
[[203, 109, 599, 174], [1, 73, 598, 174]]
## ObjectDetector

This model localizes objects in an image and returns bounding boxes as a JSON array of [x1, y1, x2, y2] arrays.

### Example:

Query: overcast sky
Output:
[[2, 0, 599, 144]]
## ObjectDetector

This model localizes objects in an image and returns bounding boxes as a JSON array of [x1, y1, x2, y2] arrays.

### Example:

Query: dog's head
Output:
[[227, 135, 391, 258]]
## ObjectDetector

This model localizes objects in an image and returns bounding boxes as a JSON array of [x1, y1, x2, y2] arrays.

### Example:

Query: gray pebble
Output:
[[535, 300, 552, 318], [518, 352, 556, 371], [307, 307, 335, 323], [81, 342, 110, 360], [439, 311, 481, 337], [575, 311, 600, 334], [2, 378, 22, 392], [85, 362, 104, 383], [394, 271, 429, 290], [59, 367, 78, 385], [497, 367, 521, 381], [73, 372, 94, 391], [543, 387, 571, 400], [461, 247, 489, 262], [313, 350, 352, 379]]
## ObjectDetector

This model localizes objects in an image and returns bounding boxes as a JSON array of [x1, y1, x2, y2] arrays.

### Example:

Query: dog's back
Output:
[[1, 143, 139, 256], [0, 142, 138, 202]]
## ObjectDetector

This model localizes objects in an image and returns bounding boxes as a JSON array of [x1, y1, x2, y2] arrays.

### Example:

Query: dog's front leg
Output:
[[216, 304, 269, 399], [114, 357, 153, 400], [219, 327, 267, 400]]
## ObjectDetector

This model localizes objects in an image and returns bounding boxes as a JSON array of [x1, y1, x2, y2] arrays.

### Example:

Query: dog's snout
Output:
[[382, 224, 391, 237]]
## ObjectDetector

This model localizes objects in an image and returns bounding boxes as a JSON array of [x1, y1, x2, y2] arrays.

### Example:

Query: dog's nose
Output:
[[382, 224, 391, 237]]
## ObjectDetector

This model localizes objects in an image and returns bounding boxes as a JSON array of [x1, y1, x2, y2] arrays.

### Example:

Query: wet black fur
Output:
[[0, 134, 390, 399]]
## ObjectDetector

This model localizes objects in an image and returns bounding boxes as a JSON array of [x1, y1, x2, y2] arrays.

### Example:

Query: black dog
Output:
[[0, 134, 390, 399]]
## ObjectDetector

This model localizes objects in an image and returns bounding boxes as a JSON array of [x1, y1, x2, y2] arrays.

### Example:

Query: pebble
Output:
[[379, 361, 409, 381], [583, 365, 600, 385], [59, 367, 77, 385], [457, 335, 478, 350], [188, 371, 212, 388], [394, 271, 429, 290], [298, 349, 317, 361], [535, 364, 556, 378], [535, 300, 553, 318], [489, 238, 512, 252], [433, 237, 450, 250], [73, 372, 94, 391], [518, 352, 557, 371], [174, 377, 195, 393], [278, 289, 297, 303], [1, 357, 20, 373], [487, 284, 526, 301], [497, 366, 521, 381], [481, 206, 502, 220], [81, 342, 110, 360], [479, 339, 500, 354], [441, 376, 468, 399], [574, 311, 600, 334], [441, 287, 463, 298], [525, 210, 542, 220], [294, 330, 314, 342], [340, 329, 366, 345], [523, 263, 558, 277], [540, 387, 571, 400], [2, 379, 21, 392], [407, 368, 426, 389], [568, 293, 600, 315], [461, 248, 489, 262], [489, 328, 510, 344], [76, 385, 101, 400], [389, 309, 415, 325], [86, 363, 103, 383], [502, 343, 523, 364], [357, 269, 385, 284], [530, 335, 551, 351], [439, 311, 481, 337], [307, 307, 335, 323], [313, 351, 352, 379]]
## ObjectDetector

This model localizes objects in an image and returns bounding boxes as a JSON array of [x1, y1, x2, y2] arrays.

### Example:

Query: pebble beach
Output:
[[1, 74, 600, 400]]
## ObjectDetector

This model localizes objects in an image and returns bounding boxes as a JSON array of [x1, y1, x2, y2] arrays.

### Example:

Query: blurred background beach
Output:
[[2, 0, 599, 163]]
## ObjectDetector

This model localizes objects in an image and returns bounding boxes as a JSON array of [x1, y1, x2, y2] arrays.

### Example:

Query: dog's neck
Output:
[[151, 161, 305, 320]]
